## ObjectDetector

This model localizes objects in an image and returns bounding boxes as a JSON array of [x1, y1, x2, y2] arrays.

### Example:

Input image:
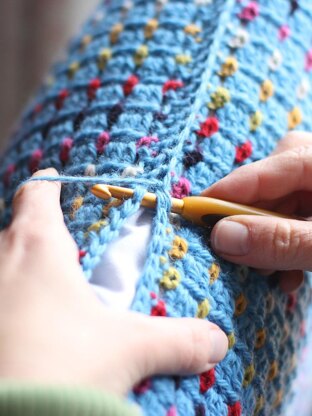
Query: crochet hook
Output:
[[91, 184, 307, 227]]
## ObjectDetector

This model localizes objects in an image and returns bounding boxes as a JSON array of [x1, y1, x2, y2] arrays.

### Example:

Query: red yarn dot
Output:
[[29, 149, 43, 174], [3, 164, 15, 187], [60, 137, 74, 164], [133, 378, 151, 395], [96, 132, 110, 154], [88, 78, 101, 100], [163, 80, 184, 94], [123, 75, 139, 96], [228, 402, 242, 416], [55, 89, 69, 110], [197, 117, 219, 138], [151, 300, 166, 317], [286, 293, 297, 312], [34, 103, 43, 115], [235, 141, 252, 163], [199, 368, 215, 393], [79, 250, 87, 262]]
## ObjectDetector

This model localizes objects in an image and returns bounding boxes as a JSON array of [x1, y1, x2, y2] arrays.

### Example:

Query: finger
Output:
[[132, 317, 228, 378], [277, 270, 304, 293], [247, 190, 312, 217], [13, 168, 63, 225], [271, 131, 312, 156], [201, 145, 312, 205], [209, 215, 312, 271]]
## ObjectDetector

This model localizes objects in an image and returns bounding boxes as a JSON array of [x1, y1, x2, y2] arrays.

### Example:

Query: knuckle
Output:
[[289, 144, 312, 157], [270, 221, 299, 266]]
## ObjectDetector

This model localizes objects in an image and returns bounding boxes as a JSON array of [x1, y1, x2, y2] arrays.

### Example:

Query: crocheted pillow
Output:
[[1, 1, 312, 415]]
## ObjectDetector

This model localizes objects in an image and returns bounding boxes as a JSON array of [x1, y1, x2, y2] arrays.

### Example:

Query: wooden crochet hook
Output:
[[91, 184, 308, 227]]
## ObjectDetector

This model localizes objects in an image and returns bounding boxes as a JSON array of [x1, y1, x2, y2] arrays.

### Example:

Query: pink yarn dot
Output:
[[171, 177, 191, 199], [305, 50, 312, 71], [136, 136, 159, 148], [167, 407, 177, 416], [238, 2, 259, 21], [278, 25, 291, 41]]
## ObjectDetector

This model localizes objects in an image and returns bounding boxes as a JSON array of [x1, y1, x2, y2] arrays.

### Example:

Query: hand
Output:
[[0, 169, 228, 396], [202, 132, 312, 293]]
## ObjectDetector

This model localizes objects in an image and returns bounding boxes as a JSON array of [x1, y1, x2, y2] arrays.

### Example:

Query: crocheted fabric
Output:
[[1, 0, 312, 415]]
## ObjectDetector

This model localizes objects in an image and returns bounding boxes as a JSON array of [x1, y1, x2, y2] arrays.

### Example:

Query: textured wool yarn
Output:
[[1, 1, 312, 415]]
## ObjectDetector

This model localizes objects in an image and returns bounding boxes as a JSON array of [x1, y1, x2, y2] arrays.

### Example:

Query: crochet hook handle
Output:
[[91, 184, 307, 227]]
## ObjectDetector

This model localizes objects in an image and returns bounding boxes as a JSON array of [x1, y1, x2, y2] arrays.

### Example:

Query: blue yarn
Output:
[[1, 1, 312, 415]]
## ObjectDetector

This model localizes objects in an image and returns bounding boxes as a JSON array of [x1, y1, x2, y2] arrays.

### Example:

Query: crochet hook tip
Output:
[[91, 184, 112, 200]]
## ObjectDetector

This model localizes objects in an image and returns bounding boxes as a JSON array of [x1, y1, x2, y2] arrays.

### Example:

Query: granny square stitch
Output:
[[1, 1, 312, 415]]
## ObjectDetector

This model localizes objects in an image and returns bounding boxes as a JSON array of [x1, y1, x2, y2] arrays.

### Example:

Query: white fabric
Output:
[[90, 209, 153, 309]]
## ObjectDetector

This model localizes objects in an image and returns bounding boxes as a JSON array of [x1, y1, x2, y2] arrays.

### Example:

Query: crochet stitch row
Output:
[[1, 1, 312, 415]]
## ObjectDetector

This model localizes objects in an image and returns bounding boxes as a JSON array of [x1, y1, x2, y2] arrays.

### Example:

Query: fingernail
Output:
[[211, 220, 250, 256], [209, 329, 228, 364]]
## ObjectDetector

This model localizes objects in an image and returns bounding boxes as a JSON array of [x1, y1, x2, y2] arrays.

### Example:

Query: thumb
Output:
[[12, 168, 63, 225], [130, 316, 228, 380], [210, 216, 312, 271]]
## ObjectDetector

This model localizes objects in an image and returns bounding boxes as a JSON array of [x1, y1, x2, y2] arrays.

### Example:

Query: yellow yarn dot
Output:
[[166, 227, 172, 234], [196, 299, 210, 319], [267, 361, 278, 381], [45, 75, 55, 87], [288, 354, 297, 373], [134, 45, 149, 66], [255, 328, 266, 349], [218, 56, 239, 77], [175, 54, 192, 65], [208, 87, 231, 110], [98, 48, 112, 70], [70, 196, 84, 220], [236, 265, 249, 281], [160, 267, 181, 290], [144, 19, 159, 38], [110, 23, 124, 44], [234, 293, 248, 316], [68, 62, 80, 79], [184, 24, 201, 36], [254, 396, 264, 415], [282, 323, 290, 343], [209, 263, 220, 284], [87, 219, 107, 233], [168, 236, 188, 260], [159, 256, 167, 265], [273, 390, 283, 409], [250, 110, 263, 131], [243, 364, 255, 387], [260, 80, 274, 102], [102, 199, 123, 217], [266, 293, 275, 313], [81, 34, 92, 50], [228, 332, 235, 349], [288, 107, 303, 129]]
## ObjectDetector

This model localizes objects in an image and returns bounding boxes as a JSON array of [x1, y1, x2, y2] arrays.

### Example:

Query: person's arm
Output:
[[0, 383, 140, 416]]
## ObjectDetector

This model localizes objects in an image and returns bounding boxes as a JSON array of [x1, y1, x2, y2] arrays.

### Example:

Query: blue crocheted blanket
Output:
[[1, 1, 312, 415]]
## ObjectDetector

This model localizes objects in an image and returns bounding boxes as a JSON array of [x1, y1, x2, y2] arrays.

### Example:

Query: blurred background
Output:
[[0, 0, 98, 152]]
